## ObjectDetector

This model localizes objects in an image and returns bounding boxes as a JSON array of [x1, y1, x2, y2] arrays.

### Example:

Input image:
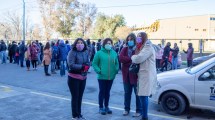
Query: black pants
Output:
[[68, 76, 86, 118], [161, 58, 168, 71], [44, 64, 49, 74], [156, 59, 161, 69], [187, 60, 193, 67], [9, 54, 13, 63], [31, 60, 37, 68], [26, 60, 30, 68], [98, 80, 113, 108]]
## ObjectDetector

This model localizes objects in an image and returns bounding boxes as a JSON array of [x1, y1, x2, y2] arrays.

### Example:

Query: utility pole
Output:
[[22, 0, 26, 43]]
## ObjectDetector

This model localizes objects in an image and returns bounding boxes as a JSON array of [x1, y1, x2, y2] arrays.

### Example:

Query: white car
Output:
[[151, 57, 215, 115]]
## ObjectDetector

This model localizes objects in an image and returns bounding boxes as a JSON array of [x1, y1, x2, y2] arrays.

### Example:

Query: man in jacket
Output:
[[19, 41, 26, 67], [160, 42, 171, 72], [0, 40, 7, 64], [183, 43, 194, 67]]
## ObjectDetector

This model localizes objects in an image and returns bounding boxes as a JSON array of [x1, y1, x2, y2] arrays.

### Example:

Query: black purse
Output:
[[129, 63, 140, 73]]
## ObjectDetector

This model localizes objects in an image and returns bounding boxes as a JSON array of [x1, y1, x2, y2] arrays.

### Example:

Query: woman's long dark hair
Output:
[[44, 42, 50, 50], [72, 38, 87, 51], [126, 33, 136, 45]]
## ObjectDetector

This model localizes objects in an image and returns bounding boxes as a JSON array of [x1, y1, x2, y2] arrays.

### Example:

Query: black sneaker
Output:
[[105, 107, 112, 114], [99, 108, 106, 115]]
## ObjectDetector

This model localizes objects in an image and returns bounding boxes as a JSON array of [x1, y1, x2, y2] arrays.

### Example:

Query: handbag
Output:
[[129, 63, 140, 73]]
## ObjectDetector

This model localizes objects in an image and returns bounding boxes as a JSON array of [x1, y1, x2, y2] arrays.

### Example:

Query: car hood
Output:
[[158, 69, 187, 78]]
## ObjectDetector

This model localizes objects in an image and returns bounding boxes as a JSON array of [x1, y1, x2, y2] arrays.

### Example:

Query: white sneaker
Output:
[[71, 117, 79, 120]]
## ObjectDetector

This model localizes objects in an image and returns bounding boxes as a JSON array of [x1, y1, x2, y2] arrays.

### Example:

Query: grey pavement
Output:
[[0, 63, 214, 120]]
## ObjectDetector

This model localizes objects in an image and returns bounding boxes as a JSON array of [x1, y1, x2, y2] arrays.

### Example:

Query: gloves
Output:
[[82, 64, 90, 72]]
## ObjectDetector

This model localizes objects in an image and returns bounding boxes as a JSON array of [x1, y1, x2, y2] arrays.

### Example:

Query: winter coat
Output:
[[19, 43, 26, 55], [92, 47, 119, 80], [58, 43, 68, 61], [67, 49, 90, 75], [162, 46, 171, 59], [119, 47, 138, 85], [25, 47, 31, 60], [131, 40, 157, 96], [51, 46, 59, 62], [184, 47, 194, 60], [30, 45, 39, 60], [42, 49, 52, 65], [156, 48, 163, 60], [0, 43, 7, 51], [171, 46, 179, 58]]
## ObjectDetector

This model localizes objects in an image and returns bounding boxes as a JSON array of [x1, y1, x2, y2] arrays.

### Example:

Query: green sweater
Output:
[[92, 47, 119, 80]]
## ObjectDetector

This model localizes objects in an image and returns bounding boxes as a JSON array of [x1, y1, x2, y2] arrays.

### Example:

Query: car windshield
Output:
[[186, 57, 215, 74]]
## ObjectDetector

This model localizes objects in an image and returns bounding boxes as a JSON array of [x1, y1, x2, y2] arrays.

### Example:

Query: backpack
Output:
[[52, 46, 59, 59]]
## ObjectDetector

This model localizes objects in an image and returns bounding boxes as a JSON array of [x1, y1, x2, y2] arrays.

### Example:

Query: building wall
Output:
[[150, 15, 215, 39]]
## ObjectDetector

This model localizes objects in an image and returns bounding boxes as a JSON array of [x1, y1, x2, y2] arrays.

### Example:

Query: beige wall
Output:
[[149, 15, 215, 39]]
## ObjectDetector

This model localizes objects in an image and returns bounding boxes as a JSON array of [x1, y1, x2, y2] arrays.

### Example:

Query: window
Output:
[[199, 66, 215, 81], [210, 17, 215, 20], [195, 29, 199, 31], [203, 29, 207, 31]]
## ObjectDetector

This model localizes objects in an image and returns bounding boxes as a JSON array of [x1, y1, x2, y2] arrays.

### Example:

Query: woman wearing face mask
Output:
[[131, 32, 157, 120], [67, 38, 90, 120], [119, 33, 141, 117], [92, 38, 119, 115]]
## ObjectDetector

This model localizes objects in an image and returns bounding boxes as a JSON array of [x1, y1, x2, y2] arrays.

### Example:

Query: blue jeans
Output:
[[1, 51, 6, 63], [124, 83, 141, 113], [172, 57, 178, 70], [51, 61, 56, 72], [19, 53, 24, 67], [139, 96, 149, 119], [37, 53, 41, 64], [60, 61, 67, 76]]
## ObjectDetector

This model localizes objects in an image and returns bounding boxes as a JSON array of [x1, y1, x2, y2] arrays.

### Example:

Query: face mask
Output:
[[127, 41, 134, 47], [76, 44, 84, 51], [136, 37, 142, 43], [104, 44, 112, 50]]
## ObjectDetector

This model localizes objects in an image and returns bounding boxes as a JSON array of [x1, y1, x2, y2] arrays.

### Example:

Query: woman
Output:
[[30, 42, 39, 70], [67, 38, 90, 120], [155, 44, 163, 71], [119, 33, 141, 117], [25, 44, 31, 71], [42, 42, 52, 76], [131, 32, 157, 120], [92, 38, 119, 115]]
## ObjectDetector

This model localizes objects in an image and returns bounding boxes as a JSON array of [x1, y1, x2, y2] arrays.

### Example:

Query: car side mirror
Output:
[[200, 72, 210, 80]]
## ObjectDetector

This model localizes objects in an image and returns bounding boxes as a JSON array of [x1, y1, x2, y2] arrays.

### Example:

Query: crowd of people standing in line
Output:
[[0, 33, 194, 120]]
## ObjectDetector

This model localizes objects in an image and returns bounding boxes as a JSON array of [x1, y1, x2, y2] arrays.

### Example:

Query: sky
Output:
[[0, 0, 215, 27]]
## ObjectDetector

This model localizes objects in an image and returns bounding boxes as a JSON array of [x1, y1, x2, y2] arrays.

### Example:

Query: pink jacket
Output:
[[156, 49, 163, 60]]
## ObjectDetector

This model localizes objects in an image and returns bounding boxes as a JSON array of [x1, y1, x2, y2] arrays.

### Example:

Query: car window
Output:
[[187, 58, 215, 74], [199, 66, 215, 81]]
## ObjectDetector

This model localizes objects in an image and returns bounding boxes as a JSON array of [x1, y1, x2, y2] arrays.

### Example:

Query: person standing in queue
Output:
[[67, 38, 90, 120], [42, 42, 52, 76], [119, 33, 141, 117], [131, 32, 157, 120], [92, 38, 119, 115]]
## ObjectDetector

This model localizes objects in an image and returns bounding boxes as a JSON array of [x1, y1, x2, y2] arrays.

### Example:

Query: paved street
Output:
[[0, 63, 214, 120]]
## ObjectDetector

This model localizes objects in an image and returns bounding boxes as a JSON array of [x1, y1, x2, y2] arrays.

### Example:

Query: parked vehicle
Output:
[[151, 57, 215, 115], [193, 53, 215, 66]]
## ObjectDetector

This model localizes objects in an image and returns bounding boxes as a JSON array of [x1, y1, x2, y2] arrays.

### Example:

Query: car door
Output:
[[195, 64, 215, 109]]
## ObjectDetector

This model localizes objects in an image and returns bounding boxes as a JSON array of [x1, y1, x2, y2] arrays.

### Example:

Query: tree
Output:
[[4, 12, 22, 40], [38, 0, 55, 40], [77, 3, 97, 38], [115, 26, 132, 39], [93, 14, 126, 39]]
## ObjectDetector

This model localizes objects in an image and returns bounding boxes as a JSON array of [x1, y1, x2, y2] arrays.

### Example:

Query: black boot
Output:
[[45, 65, 51, 76]]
